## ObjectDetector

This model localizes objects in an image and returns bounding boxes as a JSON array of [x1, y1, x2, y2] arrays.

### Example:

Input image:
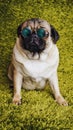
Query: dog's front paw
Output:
[[13, 94, 21, 105], [55, 95, 68, 106]]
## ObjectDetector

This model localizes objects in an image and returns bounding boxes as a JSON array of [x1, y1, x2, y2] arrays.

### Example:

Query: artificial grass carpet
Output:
[[0, 0, 73, 129]]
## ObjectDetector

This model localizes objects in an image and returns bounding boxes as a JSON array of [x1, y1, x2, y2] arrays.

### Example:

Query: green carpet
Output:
[[0, 0, 73, 129]]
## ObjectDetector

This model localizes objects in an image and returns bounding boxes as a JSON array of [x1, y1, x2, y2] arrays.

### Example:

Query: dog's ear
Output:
[[17, 21, 28, 37], [17, 24, 22, 37], [50, 25, 59, 43]]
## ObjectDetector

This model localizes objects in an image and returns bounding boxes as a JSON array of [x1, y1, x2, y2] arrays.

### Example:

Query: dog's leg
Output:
[[13, 69, 23, 105], [49, 72, 68, 106], [8, 63, 14, 81]]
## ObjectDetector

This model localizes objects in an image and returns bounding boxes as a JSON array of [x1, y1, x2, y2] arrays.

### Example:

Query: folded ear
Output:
[[17, 24, 22, 37], [50, 25, 59, 43]]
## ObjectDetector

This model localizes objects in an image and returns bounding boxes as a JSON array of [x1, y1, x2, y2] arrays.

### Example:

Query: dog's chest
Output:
[[14, 45, 59, 79], [18, 56, 58, 79], [23, 60, 49, 77]]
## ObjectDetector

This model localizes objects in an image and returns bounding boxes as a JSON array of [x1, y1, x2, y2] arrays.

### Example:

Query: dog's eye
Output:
[[21, 28, 31, 37], [37, 28, 45, 38]]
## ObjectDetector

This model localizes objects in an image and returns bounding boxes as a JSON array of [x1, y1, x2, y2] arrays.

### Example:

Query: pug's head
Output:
[[17, 18, 59, 55]]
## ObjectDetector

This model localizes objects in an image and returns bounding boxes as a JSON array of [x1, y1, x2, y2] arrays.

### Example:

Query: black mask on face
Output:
[[20, 27, 46, 54]]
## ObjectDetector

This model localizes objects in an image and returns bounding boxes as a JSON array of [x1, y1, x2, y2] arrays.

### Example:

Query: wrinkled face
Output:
[[17, 18, 59, 55]]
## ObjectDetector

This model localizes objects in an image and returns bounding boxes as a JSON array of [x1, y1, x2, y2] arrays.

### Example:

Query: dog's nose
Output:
[[32, 31, 38, 38], [31, 38, 39, 46], [33, 35, 37, 39], [32, 33, 38, 39]]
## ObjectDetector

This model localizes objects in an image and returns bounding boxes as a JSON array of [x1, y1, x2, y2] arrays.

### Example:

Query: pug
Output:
[[8, 18, 68, 106]]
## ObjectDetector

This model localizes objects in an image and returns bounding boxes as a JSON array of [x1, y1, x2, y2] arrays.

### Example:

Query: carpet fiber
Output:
[[0, 0, 73, 129]]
